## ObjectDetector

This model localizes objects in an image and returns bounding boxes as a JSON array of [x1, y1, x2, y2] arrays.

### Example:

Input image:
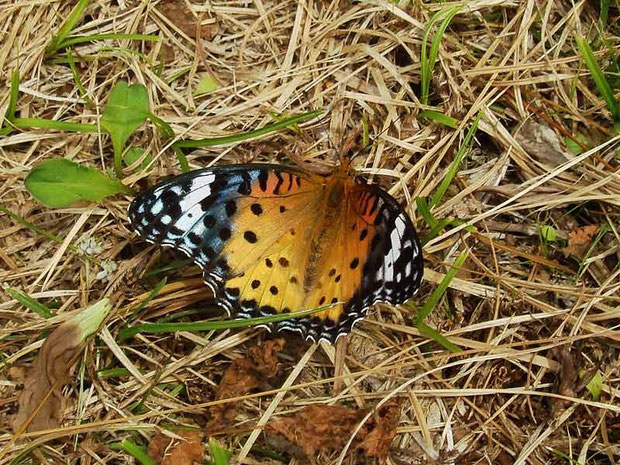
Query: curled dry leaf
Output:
[[12, 299, 110, 433], [564, 224, 600, 258], [148, 430, 204, 465], [266, 402, 401, 462], [358, 402, 401, 462], [266, 405, 368, 458], [207, 338, 285, 431]]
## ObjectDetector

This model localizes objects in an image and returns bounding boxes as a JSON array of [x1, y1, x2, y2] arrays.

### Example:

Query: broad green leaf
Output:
[[194, 74, 219, 95], [25, 158, 130, 207], [101, 82, 150, 175]]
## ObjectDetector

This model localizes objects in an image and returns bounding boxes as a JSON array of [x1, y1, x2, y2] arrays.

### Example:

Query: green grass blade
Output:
[[126, 278, 167, 323], [415, 197, 437, 228], [58, 33, 161, 49], [209, 439, 231, 465], [118, 303, 337, 342], [430, 109, 483, 208], [0, 69, 20, 136], [46, 0, 91, 54], [417, 321, 461, 352], [4, 286, 54, 318], [420, 109, 458, 128], [421, 5, 461, 105], [415, 251, 468, 324], [174, 110, 322, 149], [121, 439, 156, 465], [421, 217, 454, 245], [12, 117, 98, 133], [599, 0, 610, 27], [7, 69, 19, 121], [173, 146, 190, 173], [66, 49, 94, 109], [575, 36, 620, 122], [144, 258, 193, 277]]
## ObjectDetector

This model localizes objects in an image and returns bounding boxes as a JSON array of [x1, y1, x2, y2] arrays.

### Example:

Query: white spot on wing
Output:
[[178, 173, 216, 211]]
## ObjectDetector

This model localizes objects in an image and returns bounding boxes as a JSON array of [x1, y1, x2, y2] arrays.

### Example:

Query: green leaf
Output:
[[208, 439, 231, 465], [57, 33, 161, 50], [121, 439, 156, 465], [415, 251, 468, 324], [118, 302, 337, 342], [430, 109, 483, 208], [420, 109, 458, 128], [174, 109, 323, 149], [12, 117, 97, 133], [4, 286, 54, 318], [585, 371, 603, 400], [575, 36, 620, 123], [539, 225, 558, 242], [417, 321, 461, 353], [46, 0, 91, 54], [123, 147, 153, 172], [194, 73, 220, 95], [420, 5, 462, 105], [25, 158, 130, 207], [101, 82, 150, 176]]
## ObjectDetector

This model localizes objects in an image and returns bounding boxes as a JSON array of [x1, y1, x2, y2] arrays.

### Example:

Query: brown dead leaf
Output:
[[157, 0, 218, 40], [266, 403, 402, 462], [564, 224, 600, 258], [358, 402, 401, 462], [157, 0, 200, 38], [266, 405, 369, 458], [207, 338, 285, 431], [12, 300, 109, 432], [514, 120, 570, 167], [148, 430, 204, 465], [12, 323, 82, 432], [549, 346, 580, 414]]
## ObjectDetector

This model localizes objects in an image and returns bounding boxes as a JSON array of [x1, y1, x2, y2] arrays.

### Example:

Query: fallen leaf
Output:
[[564, 224, 600, 258], [549, 346, 580, 414], [514, 120, 570, 167], [157, 0, 219, 40], [358, 402, 401, 462], [584, 370, 603, 400], [266, 405, 369, 458], [157, 0, 199, 38], [266, 403, 402, 462], [207, 339, 285, 431], [12, 299, 110, 432], [194, 73, 219, 96], [148, 430, 204, 465]]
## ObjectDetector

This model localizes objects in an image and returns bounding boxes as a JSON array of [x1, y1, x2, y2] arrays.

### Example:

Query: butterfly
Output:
[[128, 162, 423, 343]]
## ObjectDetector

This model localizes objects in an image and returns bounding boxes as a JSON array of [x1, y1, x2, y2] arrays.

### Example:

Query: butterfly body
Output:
[[129, 163, 423, 343]]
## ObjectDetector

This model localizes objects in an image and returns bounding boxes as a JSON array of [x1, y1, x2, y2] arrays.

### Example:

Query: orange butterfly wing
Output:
[[129, 164, 423, 342]]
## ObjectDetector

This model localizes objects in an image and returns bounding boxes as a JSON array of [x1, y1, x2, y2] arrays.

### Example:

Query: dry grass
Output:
[[1, 1, 619, 464]]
